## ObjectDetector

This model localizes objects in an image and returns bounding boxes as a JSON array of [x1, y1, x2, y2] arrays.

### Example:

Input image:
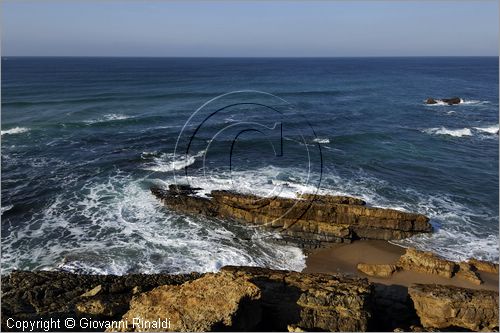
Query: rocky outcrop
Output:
[[395, 248, 488, 285], [1, 270, 202, 331], [409, 284, 499, 331], [114, 272, 262, 332], [220, 266, 372, 332], [455, 262, 482, 285], [425, 97, 461, 105], [396, 248, 457, 278], [2, 267, 498, 332], [152, 185, 431, 248], [468, 258, 499, 274], [2, 268, 372, 332], [356, 263, 398, 278]]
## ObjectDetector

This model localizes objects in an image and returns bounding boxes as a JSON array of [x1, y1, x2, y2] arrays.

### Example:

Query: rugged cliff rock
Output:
[[2, 268, 498, 332], [409, 284, 499, 331], [394, 248, 483, 284], [112, 267, 373, 332], [397, 248, 457, 278], [113, 272, 262, 332], [468, 258, 500, 274], [152, 185, 431, 248], [1, 270, 202, 331]]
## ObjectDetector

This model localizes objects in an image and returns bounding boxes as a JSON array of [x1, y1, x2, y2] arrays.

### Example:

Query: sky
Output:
[[2, 1, 499, 57]]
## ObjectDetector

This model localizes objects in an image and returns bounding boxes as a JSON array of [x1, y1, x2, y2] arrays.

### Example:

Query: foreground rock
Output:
[[152, 185, 431, 248], [3, 267, 498, 332], [114, 272, 262, 331], [409, 284, 499, 331], [426, 97, 461, 105], [113, 267, 373, 332], [1, 270, 201, 331]]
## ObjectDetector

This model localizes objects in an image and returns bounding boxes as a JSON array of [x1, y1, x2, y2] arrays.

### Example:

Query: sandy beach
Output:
[[303, 240, 499, 291]]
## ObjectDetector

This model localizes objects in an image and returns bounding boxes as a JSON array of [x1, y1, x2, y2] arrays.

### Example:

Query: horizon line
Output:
[[2, 55, 499, 58]]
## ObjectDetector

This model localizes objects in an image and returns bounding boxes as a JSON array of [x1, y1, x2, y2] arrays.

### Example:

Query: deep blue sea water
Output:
[[1, 57, 498, 274]]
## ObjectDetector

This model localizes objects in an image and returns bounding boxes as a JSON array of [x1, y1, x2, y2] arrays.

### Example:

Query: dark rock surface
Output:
[[1, 270, 202, 332], [151, 185, 431, 248], [425, 97, 461, 105], [2, 268, 498, 332]]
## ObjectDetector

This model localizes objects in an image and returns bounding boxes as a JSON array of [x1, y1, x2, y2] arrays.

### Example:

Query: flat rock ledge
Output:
[[151, 185, 431, 248], [2, 268, 498, 332]]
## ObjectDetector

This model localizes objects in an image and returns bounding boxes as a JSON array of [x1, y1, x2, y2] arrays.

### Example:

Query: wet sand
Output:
[[303, 240, 499, 291]]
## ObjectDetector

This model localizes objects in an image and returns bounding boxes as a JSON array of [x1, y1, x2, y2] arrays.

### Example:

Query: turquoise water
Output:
[[1, 57, 498, 274]]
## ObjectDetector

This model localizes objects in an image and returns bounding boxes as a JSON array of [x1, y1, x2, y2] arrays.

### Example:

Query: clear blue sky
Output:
[[2, 1, 498, 57]]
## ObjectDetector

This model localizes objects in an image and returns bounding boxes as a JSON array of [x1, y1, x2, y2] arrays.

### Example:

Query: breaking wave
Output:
[[423, 127, 472, 137], [1, 127, 30, 136]]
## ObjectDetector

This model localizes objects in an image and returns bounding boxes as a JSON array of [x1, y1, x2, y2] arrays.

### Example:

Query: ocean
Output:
[[1, 56, 498, 275]]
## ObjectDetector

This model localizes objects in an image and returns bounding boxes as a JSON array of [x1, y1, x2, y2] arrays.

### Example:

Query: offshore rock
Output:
[[409, 284, 499, 331], [151, 185, 431, 248], [396, 248, 456, 278], [425, 97, 461, 105]]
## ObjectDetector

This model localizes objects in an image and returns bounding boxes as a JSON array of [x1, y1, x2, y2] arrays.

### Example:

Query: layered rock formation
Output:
[[152, 185, 431, 248], [397, 247, 457, 278], [409, 284, 499, 331]]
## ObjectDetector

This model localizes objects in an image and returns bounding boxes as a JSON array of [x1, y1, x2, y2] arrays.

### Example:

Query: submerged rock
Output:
[[151, 185, 431, 248], [409, 283, 499, 331]]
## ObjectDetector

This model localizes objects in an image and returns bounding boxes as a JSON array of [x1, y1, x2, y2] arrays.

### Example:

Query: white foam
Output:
[[1, 204, 13, 215], [1, 171, 306, 274], [313, 138, 330, 144], [423, 127, 472, 137], [143, 150, 205, 173], [474, 125, 499, 135], [460, 99, 489, 105], [1, 127, 30, 136], [84, 113, 131, 124], [424, 99, 489, 106]]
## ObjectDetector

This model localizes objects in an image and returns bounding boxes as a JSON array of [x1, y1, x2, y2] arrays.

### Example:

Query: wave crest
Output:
[[1, 127, 30, 136]]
